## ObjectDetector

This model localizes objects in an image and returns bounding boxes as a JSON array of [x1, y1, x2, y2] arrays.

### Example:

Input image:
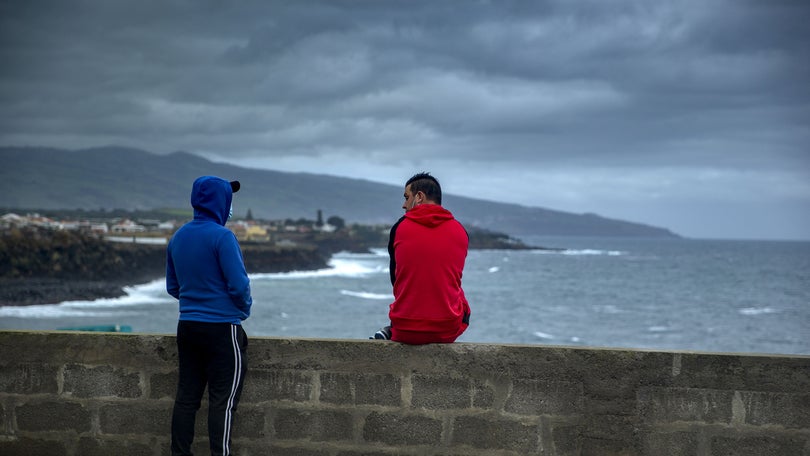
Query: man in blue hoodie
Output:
[[166, 176, 252, 456]]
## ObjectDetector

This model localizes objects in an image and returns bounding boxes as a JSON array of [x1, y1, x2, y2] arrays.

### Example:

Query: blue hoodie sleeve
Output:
[[166, 243, 180, 299], [218, 231, 252, 317]]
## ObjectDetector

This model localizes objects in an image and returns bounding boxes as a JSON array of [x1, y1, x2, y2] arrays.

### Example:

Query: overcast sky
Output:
[[1, 1, 808, 239]]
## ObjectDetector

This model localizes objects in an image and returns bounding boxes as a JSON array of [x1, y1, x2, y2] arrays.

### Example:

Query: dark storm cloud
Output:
[[1, 0, 809, 238]]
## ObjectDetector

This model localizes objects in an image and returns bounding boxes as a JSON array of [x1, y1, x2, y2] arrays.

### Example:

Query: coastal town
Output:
[[0, 209, 362, 246], [0, 208, 530, 251]]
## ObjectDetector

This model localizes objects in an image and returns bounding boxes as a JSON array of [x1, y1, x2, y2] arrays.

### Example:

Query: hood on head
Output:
[[191, 176, 235, 225]]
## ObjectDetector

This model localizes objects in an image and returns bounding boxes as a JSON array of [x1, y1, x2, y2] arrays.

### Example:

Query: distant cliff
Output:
[[273, 224, 540, 255], [0, 146, 680, 238]]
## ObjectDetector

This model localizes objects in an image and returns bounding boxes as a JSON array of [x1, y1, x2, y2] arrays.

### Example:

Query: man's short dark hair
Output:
[[406, 172, 442, 205]]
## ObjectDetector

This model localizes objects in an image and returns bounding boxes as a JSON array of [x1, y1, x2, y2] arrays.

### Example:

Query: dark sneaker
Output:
[[370, 326, 392, 340]]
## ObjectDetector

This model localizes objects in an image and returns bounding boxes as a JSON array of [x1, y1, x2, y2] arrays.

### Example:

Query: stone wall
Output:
[[0, 330, 808, 456]]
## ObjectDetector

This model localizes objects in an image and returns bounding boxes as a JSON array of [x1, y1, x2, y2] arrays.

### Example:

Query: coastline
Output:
[[0, 244, 330, 308], [0, 277, 147, 307], [0, 227, 537, 307]]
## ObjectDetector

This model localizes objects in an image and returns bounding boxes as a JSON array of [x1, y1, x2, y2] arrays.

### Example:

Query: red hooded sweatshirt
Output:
[[388, 204, 470, 344]]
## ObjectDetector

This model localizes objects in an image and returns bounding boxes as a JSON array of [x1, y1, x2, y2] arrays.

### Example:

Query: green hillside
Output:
[[1, 146, 679, 238]]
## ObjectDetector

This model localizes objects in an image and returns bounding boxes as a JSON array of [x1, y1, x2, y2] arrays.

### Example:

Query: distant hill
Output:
[[0, 146, 679, 238]]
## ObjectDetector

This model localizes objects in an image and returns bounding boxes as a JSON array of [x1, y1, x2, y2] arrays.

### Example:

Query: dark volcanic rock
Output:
[[0, 278, 128, 306], [0, 227, 328, 306]]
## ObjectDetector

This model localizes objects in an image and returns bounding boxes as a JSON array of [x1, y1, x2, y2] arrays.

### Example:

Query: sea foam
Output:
[[533, 249, 624, 256], [0, 279, 169, 319], [251, 256, 387, 280], [739, 307, 778, 316], [340, 290, 392, 300]]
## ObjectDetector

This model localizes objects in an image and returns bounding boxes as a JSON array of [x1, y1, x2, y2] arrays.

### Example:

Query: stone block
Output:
[[637, 387, 733, 424], [256, 444, 331, 456], [451, 415, 538, 453], [318, 372, 352, 405], [677, 354, 810, 392], [643, 431, 699, 456], [583, 395, 637, 416], [459, 344, 572, 381], [335, 450, 392, 456], [242, 369, 312, 403], [471, 378, 496, 409], [157, 439, 172, 456], [0, 363, 59, 395], [99, 402, 170, 435], [581, 437, 641, 456], [579, 351, 672, 401], [320, 372, 401, 406], [741, 391, 810, 429], [148, 371, 177, 400], [0, 436, 68, 456], [580, 414, 637, 442], [504, 379, 584, 416], [363, 411, 442, 446], [16, 400, 91, 432], [63, 363, 142, 398], [231, 405, 267, 438], [191, 439, 211, 455], [76, 437, 154, 456], [352, 373, 402, 407], [411, 375, 470, 410], [710, 434, 806, 456], [273, 408, 354, 442], [550, 423, 583, 456]]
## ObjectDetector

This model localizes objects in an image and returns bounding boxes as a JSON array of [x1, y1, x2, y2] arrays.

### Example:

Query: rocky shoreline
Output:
[[0, 277, 138, 307], [0, 251, 329, 307], [0, 248, 330, 307], [1, 225, 539, 307], [0, 228, 331, 307]]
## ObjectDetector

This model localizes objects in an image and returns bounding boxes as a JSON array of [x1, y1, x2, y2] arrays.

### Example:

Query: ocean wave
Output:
[[0, 279, 173, 318], [647, 325, 672, 332], [563, 249, 624, 256], [532, 331, 583, 344], [0, 279, 170, 319], [339, 290, 392, 300], [0, 304, 146, 319], [64, 279, 169, 308], [368, 248, 389, 257], [251, 257, 386, 280], [594, 304, 623, 314], [533, 249, 624, 256], [739, 307, 778, 316], [106, 236, 167, 245], [330, 249, 389, 259]]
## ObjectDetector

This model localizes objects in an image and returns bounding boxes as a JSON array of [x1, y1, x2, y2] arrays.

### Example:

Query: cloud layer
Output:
[[2, 0, 809, 238]]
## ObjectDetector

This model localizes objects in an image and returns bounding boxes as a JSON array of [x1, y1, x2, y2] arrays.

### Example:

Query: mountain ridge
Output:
[[1, 146, 679, 238]]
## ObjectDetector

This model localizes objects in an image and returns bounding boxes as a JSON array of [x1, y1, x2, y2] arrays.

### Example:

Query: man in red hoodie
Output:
[[372, 172, 471, 344]]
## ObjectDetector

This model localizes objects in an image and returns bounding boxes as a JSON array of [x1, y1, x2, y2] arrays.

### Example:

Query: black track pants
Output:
[[171, 321, 248, 456]]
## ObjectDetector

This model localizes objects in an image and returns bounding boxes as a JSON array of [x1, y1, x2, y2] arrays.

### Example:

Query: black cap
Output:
[[230, 181, 241, 193]]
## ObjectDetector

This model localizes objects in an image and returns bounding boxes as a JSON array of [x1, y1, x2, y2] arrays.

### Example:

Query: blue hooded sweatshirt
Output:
[[166, 176, 252, 324]]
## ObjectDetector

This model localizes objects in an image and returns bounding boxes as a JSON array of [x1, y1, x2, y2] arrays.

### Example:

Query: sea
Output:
[[1, 236, 809, 356]]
